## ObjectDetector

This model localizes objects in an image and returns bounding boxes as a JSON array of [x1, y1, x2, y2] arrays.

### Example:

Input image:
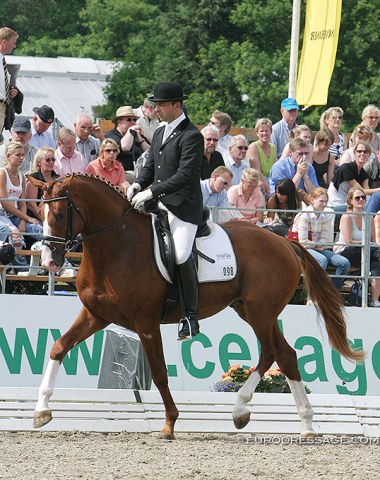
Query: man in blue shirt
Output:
[[271, 97, 299, 158], [224, 135, 249, 186], [200, 166, 232, 208], [269, 138, 318, 194]]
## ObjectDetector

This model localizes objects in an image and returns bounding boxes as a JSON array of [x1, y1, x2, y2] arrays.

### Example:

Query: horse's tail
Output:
[[288, 240, 365, 363]]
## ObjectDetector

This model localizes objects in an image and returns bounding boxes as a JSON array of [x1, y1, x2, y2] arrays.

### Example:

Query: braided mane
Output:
[[69, 172, 127, 199]]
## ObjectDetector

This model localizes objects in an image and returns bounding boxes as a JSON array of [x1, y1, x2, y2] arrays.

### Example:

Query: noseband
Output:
[[41, 191, 132, 252]]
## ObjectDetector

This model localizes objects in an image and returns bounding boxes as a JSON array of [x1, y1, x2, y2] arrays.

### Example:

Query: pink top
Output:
[[228, 183, 265, 219], [86, 158, 125, 186], [54, 149, 87, 175]]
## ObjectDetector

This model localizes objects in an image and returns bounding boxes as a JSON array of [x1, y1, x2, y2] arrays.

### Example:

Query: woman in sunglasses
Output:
[[320, 106, 347, 166], [227, 168, 265, 224], [327, 142, 380, 210], [334, 186, 380, 307], [86, 138, 130, 194], [26, 147, 59, 221], [350, 105, 380, 155], [340, 125, 375, 165], [0, 143, 43, 243], [247, 118, 276, 197]]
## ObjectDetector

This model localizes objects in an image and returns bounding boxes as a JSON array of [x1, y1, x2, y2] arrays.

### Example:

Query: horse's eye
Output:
[[55, 212, 64, 222]]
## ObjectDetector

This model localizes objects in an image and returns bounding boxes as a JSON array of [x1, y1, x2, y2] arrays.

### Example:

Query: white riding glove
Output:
[[126, 182, 141, 202], [131, 189, 153, 212]]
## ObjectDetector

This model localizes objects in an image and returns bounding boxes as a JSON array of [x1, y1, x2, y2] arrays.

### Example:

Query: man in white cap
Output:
[[271, 97, 300, 159], [105, 106, 149, 183], [127, 82, 203, 341], [136, 97, 160, 143]]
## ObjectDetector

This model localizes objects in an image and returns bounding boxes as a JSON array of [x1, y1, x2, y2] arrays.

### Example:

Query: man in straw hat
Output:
[[127, 82, 203, 341], [105, 105, 149, 183]]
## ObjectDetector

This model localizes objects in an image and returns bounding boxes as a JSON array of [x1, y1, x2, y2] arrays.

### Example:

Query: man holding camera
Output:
[[105, 106, 149, 184], [269, 137, 318, 194]]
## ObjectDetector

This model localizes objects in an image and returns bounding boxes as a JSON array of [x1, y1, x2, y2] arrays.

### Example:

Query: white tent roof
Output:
[[5, 56, 118, 128]]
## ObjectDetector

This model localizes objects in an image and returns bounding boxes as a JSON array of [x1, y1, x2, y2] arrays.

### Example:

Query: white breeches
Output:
[[167, 210, 197, 264]]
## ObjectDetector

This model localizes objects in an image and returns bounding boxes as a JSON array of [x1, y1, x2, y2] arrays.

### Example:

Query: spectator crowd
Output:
[[0, 26, 379, 306]]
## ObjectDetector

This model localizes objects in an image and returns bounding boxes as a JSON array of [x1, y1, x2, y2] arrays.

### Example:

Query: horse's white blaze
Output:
[[41, 203, 56, 270], [232, 371, 261, 420], [42, 204, 51, 236], [287, 378, 316, 436], [35, 359, 60, 412]]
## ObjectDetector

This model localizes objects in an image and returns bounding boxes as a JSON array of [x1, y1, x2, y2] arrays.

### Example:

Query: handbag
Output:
[[347, 280, 363, 307], [287, 227, 312, 241]]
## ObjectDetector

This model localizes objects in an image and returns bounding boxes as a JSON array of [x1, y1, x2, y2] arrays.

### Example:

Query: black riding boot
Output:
[[177, 256, 200, 341]]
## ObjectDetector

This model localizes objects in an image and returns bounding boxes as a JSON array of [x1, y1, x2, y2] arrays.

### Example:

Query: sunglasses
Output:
[[356, 127, 371, 134], [218, 176, 229, 186], [353, 195, 366, 201], [356, 149, 368, 154], [236, 145, 248, 151], [104, 148, 118, 153], [125, 117, 136, 122], [44, 157, 55, 163]]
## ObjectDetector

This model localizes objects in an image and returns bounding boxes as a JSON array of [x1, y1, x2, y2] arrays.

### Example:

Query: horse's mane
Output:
[[67, 173, 127, 200]]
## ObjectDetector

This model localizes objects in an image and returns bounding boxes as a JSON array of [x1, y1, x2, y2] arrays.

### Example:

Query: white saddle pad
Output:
[[151, 217, 237, 284]]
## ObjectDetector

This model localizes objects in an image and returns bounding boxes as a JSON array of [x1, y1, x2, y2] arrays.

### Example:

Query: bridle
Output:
[[41, 190, 132, 252]]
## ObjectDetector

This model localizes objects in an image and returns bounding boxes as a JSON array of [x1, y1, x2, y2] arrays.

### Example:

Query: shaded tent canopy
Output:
[[5, 56, 118, 128]]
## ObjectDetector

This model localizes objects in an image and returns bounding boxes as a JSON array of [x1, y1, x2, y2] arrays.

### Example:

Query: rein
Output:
[[42, 190, 132, 252]]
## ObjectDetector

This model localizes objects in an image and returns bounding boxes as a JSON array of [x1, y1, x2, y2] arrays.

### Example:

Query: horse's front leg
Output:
[[232, 370, 261, 429], [34, 307, 108, 428], [136, 325, 178, 440]]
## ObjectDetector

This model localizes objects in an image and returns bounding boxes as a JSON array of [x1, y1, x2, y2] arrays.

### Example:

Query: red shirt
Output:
[[86, 158, 126, 186]]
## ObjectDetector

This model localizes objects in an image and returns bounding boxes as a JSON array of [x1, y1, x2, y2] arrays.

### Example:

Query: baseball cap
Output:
[[33, 105, 55, 123], [281, 98, 300, 111], [12, 116, 31, 132]]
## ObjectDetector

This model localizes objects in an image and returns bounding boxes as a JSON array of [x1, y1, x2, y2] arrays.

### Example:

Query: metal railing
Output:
[[210, 206, 380, 308], [1, 199, 379, 304]]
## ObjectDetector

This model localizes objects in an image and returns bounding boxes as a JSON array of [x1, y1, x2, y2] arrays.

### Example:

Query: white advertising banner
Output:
[[0, 295, 379, 395]]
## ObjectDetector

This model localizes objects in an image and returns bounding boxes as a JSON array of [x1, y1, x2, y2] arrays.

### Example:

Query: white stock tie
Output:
[[162, 125, 172, 144]]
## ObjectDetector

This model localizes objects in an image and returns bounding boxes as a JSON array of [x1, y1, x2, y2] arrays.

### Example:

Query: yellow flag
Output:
[[296, 0, 342, 108]]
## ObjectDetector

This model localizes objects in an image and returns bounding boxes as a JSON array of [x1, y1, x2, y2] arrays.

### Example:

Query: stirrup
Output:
[[177, 317, 193, 342]]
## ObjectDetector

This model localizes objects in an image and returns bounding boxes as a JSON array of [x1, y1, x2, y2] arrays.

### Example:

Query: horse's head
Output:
[[27, 175, 84, 272]]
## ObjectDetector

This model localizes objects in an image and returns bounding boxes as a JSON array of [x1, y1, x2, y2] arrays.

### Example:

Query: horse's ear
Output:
[[26, 175, 47, 191], [60, 175, 75, 188]]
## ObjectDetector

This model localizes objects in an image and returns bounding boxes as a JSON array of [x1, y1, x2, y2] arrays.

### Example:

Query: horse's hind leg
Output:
[[34, 307, 108, 428], [232, 308, 277, 430], [272, 325, 317, 438]]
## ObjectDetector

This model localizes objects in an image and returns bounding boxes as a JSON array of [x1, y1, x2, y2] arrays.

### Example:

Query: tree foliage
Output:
[[1, 0, 379, 130]]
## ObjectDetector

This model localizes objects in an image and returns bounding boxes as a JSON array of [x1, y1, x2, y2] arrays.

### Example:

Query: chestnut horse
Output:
[[30, 174, 363, 439]]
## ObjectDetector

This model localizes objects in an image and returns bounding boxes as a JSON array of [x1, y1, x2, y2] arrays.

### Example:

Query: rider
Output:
[[127, 82, 204, 341]]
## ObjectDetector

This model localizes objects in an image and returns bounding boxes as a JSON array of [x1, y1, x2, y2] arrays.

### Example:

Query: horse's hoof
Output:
[[158, 430, 175, 440], [33, 409, 52, 428], [233, 412, 250, 430], [300, 430, 318, 439]]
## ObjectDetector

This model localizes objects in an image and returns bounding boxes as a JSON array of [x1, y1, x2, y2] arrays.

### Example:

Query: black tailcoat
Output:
[[137, 116, 203, 225]]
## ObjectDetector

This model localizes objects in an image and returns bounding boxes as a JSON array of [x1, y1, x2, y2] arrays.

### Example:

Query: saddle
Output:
[[145, 200, 213, 322], [152, 204, 212, 279]]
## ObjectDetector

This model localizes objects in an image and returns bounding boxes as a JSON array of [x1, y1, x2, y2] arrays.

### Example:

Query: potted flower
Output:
[[212, 364, 310, 393]]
